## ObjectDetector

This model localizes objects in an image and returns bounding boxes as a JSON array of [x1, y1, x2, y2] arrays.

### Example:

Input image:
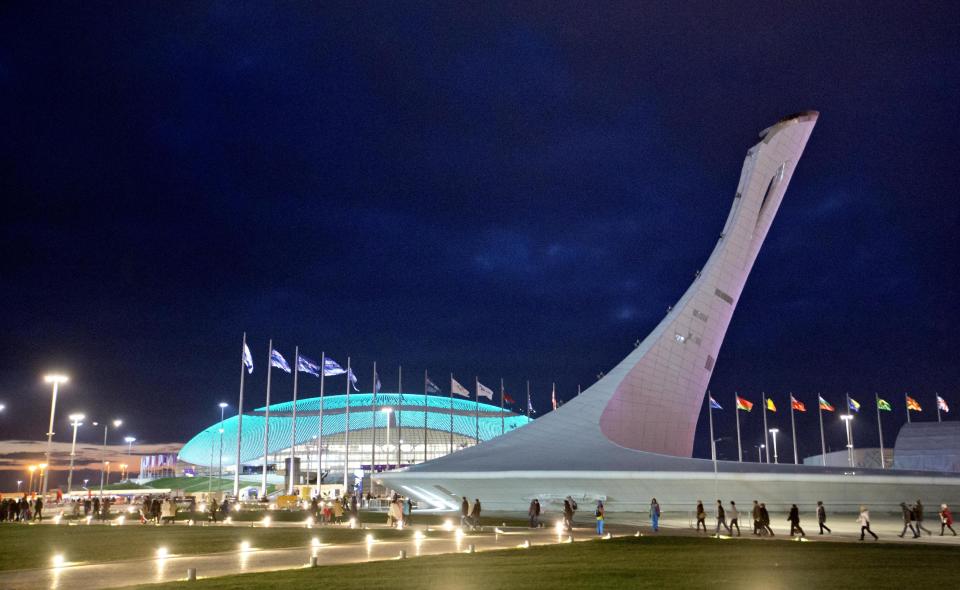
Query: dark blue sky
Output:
[[1, 2, 958, 485]]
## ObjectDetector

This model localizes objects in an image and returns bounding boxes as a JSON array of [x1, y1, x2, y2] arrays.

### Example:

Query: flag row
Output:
[[713, 393, 949, 415]]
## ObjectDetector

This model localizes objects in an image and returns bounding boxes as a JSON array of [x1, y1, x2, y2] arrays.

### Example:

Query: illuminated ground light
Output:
[[156, 547, 169, 559], [442, 519, 453, 531], [126, 506, 136, 514], [348, 517, 357, 529], [51, 554, 66, 568], [454, 529, 464, 541], [53, 515, 62, 524], [554, 521, 564, 535], [116, 515, 125, 525], [224, 516, 233, 524], [365, 534, 375, 545], [414, 530, 425, 541], [85, 516, 93, 525], [261, 516, 272, 527], [304, 516, 314, 527], [311, 537, 321, 548], [239, 541, 252, 552], [518, 540, 530, 549]]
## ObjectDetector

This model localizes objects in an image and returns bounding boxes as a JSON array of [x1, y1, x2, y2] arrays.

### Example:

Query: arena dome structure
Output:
[[178, 393, 531, 489]]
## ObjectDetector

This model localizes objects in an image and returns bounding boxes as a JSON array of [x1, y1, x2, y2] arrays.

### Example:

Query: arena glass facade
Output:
[[178, 393, 530, 485]]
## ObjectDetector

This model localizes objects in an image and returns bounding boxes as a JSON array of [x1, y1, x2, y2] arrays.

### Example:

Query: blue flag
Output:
[[374, 377, 382, 394], [347, 368, 359, 391], [426, 377, 441, 394], [710, 396, 722, 410], [242, 343, 254, 374], [270, 349, 291, 373], [297, 355, 321, 377], [323, 357, 346, 377]]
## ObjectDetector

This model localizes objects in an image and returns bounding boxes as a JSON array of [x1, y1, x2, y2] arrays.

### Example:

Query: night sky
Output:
[[1, 2, 958, 488]]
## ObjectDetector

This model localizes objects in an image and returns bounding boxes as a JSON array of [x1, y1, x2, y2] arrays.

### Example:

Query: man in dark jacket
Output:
[[751, 500, 762, 535], [759, 503, 774, 536], [898, 502, 919, 538], [33, 497, 44, 522], [470, 498, 482, 529], [914, 500, 932, 536], [715, 500, 731, 534], [787, 504, 805, 537], [460, 496, 470, 527], [816, 501, 831, 534]]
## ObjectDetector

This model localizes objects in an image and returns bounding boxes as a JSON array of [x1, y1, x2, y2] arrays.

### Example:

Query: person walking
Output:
[[563, 499, 574, 532], [208, 499, 218, 523], [219, 499, 230, 521], [759, 503, 774, 536], [914, 500, 932, 536], [816, 501, 831, 534], [404, 497, 413, 526], [332, 498, 344, 524], [649, 498, 660, 532], [939, 504, 956, 536], [729, 501, 741, 536], [470, 498, 482, 530], [787, 504, 805, 537], [595, 501, 605, 536], [898, 502, 919, 538], [460, 496, 470, 528], [695, 501, 707, 532], [858, 505, 878, 541], [751, 500, 762, 535], [528, 499, 540, 528], [33, 497, 44, 522], [715, 500, 731, 534]]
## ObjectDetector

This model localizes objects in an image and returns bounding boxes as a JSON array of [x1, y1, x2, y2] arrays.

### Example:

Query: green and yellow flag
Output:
[[877, 398, 892, 412]]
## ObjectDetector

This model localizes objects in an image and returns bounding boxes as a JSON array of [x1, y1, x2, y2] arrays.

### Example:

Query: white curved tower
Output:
[[380, 112, 960, 512]]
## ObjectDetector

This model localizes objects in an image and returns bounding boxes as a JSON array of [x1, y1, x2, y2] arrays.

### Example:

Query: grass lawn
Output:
[[131, 535, 957, 590], [0, 524, 412, 572]]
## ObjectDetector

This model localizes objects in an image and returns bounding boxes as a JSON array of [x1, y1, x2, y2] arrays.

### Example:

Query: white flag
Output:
[[477, 381, 494, 400], [451, 378, 470, 397]]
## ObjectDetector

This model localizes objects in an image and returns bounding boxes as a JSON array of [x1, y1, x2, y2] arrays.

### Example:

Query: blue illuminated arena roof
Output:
[[178, 393, 530, 466]]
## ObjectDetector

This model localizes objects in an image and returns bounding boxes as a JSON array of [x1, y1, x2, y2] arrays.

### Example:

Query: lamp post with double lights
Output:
[[42, 374, 69, 495], [94, 419, 122, 497], [66, 413, 85, 493], [769, 428, 779, 464], [841, 414, 855, 468]]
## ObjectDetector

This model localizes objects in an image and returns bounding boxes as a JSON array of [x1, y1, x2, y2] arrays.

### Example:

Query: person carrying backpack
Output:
[[595, 501, 605, 536]]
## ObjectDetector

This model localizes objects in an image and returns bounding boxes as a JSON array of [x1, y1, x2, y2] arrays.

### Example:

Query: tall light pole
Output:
[[218, 403, 228, 486], [755, 444, 765, 463], [42, 374, 69, 496], [16, 480, 22, 493], [38, 464, 47, 494], [95, 419, 122, 497], [66, 413, 85, 493], [124, 436, 136, 481], [28, 465, 37, 493], [841, 414, 855, 468], [104, 461, 111, 485], [769, 428, 779, 464], [382, 407, 393, 470]]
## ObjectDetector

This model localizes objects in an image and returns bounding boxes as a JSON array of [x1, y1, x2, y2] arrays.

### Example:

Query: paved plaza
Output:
[[1, 511, 957, 590]]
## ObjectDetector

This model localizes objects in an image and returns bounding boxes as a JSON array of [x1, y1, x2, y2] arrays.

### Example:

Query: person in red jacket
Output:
[[940, 504, 956, 536]]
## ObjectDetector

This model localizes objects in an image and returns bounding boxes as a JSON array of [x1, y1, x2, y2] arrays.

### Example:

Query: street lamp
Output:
[[82, 479, 89, 489], [382, 408, 393, 470], [218, 403, 228, 485], [42, 373, 69, 496], [840, 414, 855, 468], [755, 444, 765, 463], [124, 436, 136, 461], [769, 428, 779, 464], [38, 463, 47, 494], [94, 419, 122, 497], [16, 480, 22, 493], [66, 413, 85, 493], [27, 465, 37, 493], [104, 461, 111, 485], [120, 463, 128, 480]]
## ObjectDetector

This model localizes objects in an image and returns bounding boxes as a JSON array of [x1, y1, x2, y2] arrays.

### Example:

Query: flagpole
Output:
[[449, 374, 454, 455], [423, 370, 428, 464], [500, 378, 505, 436], [790, 393, 798, 465], [397, 365, 402, 468], [316, 351, 325, 489], [233, 333, 247, 497], [846, 392, 855, 467], [818, 393, 826, 466], [261, 340, 273, 499], [936, 392, 941, 423], [876, 393, 885, 469], [343, 357, 352, 495], [526, 381, 531, 419], [370, 362, 377, 495], [473, 377, 480, 444], [905, 392, 911, 423], [762, 392, 769, 463], [288, 346, 299, 494], [707, 391, 716, 462], [734, 392, 742, 463]]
